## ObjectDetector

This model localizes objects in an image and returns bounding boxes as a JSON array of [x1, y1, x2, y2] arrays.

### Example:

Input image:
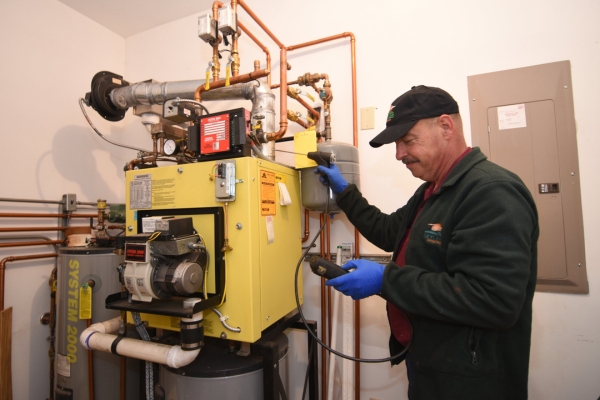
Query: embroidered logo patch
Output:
[[424, 223, 442, 245], [387, 106, 395, 123]]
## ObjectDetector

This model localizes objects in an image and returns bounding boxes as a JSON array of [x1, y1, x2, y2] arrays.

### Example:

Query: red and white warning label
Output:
[[200, 113, 230, 154]]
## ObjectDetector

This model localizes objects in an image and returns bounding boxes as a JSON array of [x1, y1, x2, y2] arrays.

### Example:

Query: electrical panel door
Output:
[[468, 60, 588, 294]]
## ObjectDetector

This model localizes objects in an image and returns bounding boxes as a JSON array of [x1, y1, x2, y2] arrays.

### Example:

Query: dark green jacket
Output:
[[336, 147, 538, 400]]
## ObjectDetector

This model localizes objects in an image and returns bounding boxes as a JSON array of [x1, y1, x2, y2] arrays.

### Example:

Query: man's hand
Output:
[[325, 259, 384, 300], [315, 164, 348, 194]]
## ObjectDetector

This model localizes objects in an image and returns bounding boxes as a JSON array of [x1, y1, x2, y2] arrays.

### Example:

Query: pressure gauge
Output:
[[164, 139, 178, 155]]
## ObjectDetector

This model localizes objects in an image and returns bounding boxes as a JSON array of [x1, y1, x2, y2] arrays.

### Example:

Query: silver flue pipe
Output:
[[109, 79, 277, 158]]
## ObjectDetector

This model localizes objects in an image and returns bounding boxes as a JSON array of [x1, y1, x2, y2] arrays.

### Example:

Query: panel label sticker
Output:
[[498, 104, 527, 130], [130, 174, 152, 209]]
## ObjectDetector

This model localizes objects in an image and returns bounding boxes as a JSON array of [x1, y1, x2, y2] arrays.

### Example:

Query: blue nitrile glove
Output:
[[325, 259, 384, 300], [315, 164, 348, 194]]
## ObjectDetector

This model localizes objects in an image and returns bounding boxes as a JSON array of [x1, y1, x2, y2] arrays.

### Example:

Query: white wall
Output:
[[1, 0, 599, 399], [0, 1, 141, 399]]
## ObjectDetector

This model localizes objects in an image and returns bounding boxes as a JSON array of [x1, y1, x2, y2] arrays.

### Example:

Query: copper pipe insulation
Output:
[[238, 21, 271, 86], [0, 213, 97, 219], [0, 253, 58, 310], [87, 318, 95, 400], [301, 209, 310, 242]]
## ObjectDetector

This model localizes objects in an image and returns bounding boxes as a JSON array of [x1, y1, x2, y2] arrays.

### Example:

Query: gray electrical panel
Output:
[[468, 60, 588, 294]]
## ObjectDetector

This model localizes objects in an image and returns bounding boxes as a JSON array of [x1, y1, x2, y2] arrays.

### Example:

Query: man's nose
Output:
[[395, 141, 407, 161]]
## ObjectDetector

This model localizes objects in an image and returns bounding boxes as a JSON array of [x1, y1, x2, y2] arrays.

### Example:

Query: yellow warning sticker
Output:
[[79, 286, 92, 320], [260, 169, 276, 216], [275, 174, 286, 183]]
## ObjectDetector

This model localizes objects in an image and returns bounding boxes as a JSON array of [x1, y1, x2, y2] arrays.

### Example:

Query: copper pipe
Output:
[[127, 137, 158, 170], [287, 110, 310, 129], [265, 47, 289, 141], [270, 79, 298, 90], [287, 87, 320, 122], [236, 0, 284, 47], [0, 213, 97, 218], [231, 25, 240, 76], [0, 227, 68, 233], [286, 32, 358, 143], [212, 2, 224, 81], [287, 31, 360, 396], [1, 253, 58, 310], [0, 240, 64, 248], [295, 95, 321, 122], [87, 318, 95, 400], [235, 0, 288, 142], [238, 21, 271, 86], [193, 68, 270, 102], [319, 213, 327, 400], [229, 0, 240, 78], [301, 209, 310, 242]]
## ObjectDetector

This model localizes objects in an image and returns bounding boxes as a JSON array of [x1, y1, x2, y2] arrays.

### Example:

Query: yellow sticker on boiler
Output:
[[79, 286, 92, 320], [260, 169, 276, 216], [275, 174, 286, 183]]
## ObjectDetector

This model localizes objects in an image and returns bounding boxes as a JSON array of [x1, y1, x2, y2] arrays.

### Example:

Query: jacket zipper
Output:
[[468, 328, 483, 365]]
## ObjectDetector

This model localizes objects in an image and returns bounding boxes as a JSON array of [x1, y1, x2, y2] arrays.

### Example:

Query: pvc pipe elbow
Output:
[[167, 346, 201, 369]]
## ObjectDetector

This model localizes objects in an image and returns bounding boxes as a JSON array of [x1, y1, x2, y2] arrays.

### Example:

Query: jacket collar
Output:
[[438, 147, 487, 190], [419, 147, 487, 197]]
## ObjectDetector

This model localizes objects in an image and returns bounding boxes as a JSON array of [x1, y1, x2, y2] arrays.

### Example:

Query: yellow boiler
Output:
[[124, 157, 303, 343]]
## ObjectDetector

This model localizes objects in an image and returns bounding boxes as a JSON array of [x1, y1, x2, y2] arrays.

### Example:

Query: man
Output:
[[317, 85, 539, 400]]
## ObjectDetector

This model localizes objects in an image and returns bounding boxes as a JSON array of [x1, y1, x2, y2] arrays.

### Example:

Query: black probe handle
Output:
[[307, 151, 332, 168], [309, 256, 349, 279]]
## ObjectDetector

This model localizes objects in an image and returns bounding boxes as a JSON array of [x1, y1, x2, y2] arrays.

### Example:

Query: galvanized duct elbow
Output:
[[109, 79, 205, 109]]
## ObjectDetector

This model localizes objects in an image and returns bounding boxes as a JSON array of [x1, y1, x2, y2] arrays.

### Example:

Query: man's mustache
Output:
[[402, 157, 418, 164]]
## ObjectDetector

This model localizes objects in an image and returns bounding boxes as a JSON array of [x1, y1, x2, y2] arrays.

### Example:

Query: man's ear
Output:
[[438, 114, 455, 139]]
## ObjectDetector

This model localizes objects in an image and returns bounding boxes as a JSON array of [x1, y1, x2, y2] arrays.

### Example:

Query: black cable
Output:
[[294, 185, 411, 363]]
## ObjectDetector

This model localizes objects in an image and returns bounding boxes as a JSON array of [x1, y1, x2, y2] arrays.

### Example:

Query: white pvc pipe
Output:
[[80, 317, 200, 369]]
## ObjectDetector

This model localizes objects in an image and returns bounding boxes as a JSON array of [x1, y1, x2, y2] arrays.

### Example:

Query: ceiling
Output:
[[58, 0, 215, 37]]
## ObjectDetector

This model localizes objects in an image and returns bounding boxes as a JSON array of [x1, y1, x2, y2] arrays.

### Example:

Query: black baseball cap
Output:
[[369, 85, 459, 148]]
